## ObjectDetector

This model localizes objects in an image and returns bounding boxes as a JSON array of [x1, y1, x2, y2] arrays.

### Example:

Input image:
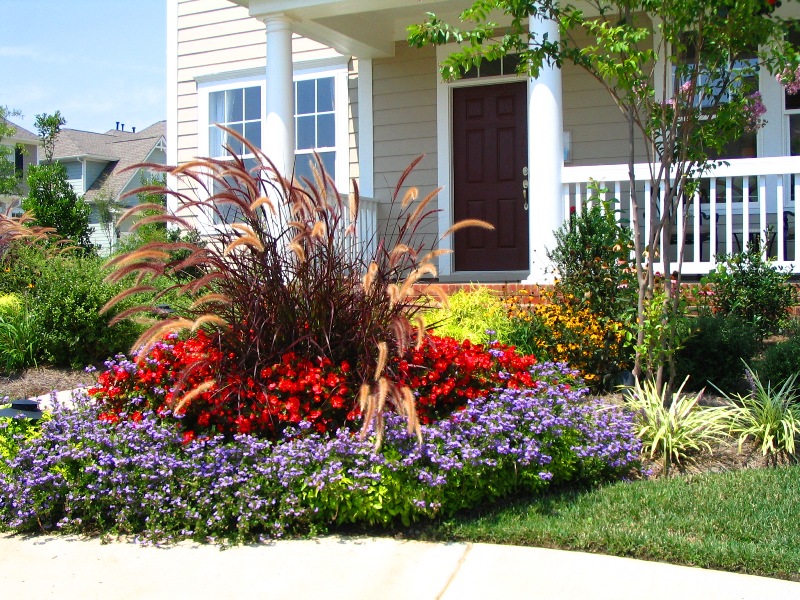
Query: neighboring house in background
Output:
[[51, 121, 167, 254], [0, 118, 40, 216], [167, 1, 800, 282]]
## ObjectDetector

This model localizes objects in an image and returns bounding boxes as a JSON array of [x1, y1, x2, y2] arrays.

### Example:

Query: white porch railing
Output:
[[562, 156, 800, 275], [337, 194, 378, 263]]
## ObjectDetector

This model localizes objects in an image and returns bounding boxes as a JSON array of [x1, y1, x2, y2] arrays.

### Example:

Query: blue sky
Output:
[[0, 0, 166, 135]]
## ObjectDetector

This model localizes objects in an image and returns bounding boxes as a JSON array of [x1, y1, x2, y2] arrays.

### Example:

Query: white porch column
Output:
[[524, 12, 565, 284], [263, 14, 295, 177]]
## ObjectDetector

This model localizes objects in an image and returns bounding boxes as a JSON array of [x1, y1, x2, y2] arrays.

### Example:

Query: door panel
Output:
[[453, 82, 529, 271]]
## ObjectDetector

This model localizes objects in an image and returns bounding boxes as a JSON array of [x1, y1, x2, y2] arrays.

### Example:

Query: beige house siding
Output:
[[348, 62, 359, 185], [372, 43, 439, 251], [561, 21, 652, 166]]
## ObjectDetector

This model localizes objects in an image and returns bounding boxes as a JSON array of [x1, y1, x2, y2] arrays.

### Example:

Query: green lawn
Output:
[[417, 466, 800, 581]]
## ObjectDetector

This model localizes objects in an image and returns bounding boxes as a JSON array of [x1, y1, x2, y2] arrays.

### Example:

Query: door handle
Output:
[[522, 179, 529, 211]]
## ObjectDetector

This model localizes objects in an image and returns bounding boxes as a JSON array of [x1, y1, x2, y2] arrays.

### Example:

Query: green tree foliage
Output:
[[21, 112, 93, 252], [23, 163, 92, 251], [34, 111, 65, 163]]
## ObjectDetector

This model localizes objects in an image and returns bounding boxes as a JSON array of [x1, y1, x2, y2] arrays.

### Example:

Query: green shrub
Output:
[[627, 377, 735, 476], [702, 242, 796, 339], [547, 194, 636, 323], [0, 243, 140, 368], [422, 287, 513, 344], [29, 254, 140, 368], [754, 334, 800, 392], [675, 314, 761, 395]]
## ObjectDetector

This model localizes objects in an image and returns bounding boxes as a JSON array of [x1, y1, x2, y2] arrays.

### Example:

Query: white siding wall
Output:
[[63, 161, 84, 195]]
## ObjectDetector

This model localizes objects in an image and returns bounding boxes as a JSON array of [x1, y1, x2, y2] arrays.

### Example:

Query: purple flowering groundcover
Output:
[[0, 363, 641, 545]]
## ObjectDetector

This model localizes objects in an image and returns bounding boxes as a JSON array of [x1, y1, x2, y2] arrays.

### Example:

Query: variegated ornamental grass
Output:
[[626, 377, 736, 475], [724, 365, 800, 466]]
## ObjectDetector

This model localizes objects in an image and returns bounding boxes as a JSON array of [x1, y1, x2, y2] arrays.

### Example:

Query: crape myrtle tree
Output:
[[22, 111, 93, 252], [409, 0, 800, 391]]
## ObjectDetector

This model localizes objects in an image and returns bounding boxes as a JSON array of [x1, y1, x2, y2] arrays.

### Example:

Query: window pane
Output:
[[296, 79, 315, 115], [316, 77, 335, 112], [209, 126, 223, 157], [294, 153, 315, 183], [296, 115, 316, 150], [226, 123, 243, 155], [481, 58, 502, 77], [244, 86, 261, 121], [787, 89, 800, 111], [209, 91, 225, 123], [791, 115, 800, 156], [226, 89, 243, 122], [245, 121, 261, 149], [503, 54, 521, 75], [317, 113, 335, 148], [319, 151, 335, 179]]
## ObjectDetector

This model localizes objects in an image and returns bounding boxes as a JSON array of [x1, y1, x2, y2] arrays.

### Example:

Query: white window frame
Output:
[[195, 60, 349, 226], [292, 60, 349, 191], [197, 71, 266, 228]]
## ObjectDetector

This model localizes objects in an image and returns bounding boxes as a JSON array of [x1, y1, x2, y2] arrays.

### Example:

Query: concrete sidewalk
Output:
[[1, 534, 798, 599]]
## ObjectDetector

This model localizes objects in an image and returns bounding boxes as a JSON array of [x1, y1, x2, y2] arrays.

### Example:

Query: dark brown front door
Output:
[[453, 82, 529, 272]]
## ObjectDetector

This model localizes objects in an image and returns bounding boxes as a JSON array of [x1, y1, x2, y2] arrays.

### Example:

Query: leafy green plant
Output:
[[422, 287, 512, 344], [722, 364, 800, 466], [702, 242, 796, 339], [623, 285, 690, 390], [675, 314, 761, 395], [0, 294, 21, 318], [31, 252, 140, 368], [0, 243, 140, 368], [627, 377, 734, 476], [22, 112, 93, 253], [0, 304, 37, 374], [547, 194, 636, 323], [754, 334, 800, 394], [0, 411, 43, 474]]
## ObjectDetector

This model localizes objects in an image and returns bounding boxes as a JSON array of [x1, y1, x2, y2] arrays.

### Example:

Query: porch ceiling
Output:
[[231, 0, 471, 58]]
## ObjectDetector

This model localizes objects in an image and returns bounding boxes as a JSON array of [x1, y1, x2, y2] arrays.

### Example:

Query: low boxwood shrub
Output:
[[1, 363, 641, 544], [675, 314, 761, 395], [702, 243, 796, 339], [754, 333, 800, 392]]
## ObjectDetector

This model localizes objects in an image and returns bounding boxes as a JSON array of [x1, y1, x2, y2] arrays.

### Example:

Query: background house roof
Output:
[[52, 121, 166, 202], [1, 118, 39, 145]]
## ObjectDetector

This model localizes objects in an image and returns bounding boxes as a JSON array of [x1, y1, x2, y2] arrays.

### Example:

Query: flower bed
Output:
[[0, 363, 641, 544], [88, 333, 538, 439]]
